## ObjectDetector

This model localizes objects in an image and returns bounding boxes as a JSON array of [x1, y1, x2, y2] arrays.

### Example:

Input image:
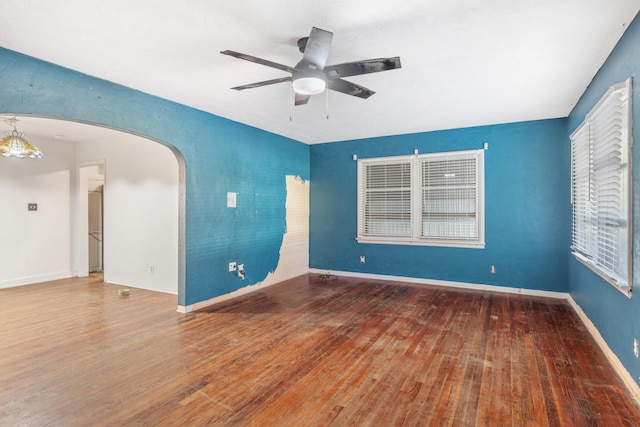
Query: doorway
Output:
[[78, 161, 105, 278], [87, 166, 105, 273]]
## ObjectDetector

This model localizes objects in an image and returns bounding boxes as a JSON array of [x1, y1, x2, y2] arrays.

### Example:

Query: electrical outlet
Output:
[[491, 265, 496, 273], [149, 264, 154, 274], [238, 264, 245, 280], [634, 338, 638, 358], [360, 256, 365, 264], [229, 262, 237, 272]]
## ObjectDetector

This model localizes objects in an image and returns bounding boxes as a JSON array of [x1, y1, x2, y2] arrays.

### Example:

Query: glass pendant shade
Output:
[[292, 77, 326, 95], [0, 119, 43, 159]]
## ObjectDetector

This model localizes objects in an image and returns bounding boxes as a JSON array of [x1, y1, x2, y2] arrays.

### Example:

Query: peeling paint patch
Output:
[[260, 175, 309, 286], [182, 175, 309, 312]]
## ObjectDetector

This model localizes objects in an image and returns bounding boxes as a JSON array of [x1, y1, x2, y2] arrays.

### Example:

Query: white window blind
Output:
[[357, 150, 484, 248], [570, 123, 592, 256], [421, 154, 479, 241], [359, 159, 412, 237], [570, 78, 632, 294]]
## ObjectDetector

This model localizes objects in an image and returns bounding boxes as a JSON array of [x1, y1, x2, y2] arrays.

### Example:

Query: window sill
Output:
[[357, 236, 485, 249], [572, 251, 632, 299]]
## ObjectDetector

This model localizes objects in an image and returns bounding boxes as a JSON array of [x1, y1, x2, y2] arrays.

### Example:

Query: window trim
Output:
[[570, 78, 633, 298], [356, 149, 485, 249]]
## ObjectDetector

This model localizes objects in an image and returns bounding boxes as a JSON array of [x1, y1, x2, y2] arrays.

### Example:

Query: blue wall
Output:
[[0, 47, 309, 306], [310, 119, 570, 292], [568, 12, 640, 386]]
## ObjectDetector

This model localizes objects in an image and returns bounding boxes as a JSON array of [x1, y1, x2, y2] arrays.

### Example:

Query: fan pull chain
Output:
[[289, 84, 293, 122], [326, 88, 329, 120]]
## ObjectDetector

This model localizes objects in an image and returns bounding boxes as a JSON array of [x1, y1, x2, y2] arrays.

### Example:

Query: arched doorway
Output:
[[0, 115, 185, 301]]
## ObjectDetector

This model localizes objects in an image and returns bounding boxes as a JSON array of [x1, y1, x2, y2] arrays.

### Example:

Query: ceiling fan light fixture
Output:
[[292, 76, 326, 95], [221, 27, 401, 106]]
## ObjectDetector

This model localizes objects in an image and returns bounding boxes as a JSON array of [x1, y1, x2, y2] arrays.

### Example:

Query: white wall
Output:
[[0, 122, 179, 295], [76, 133, 179, 294], [0, 138, 76, 288]]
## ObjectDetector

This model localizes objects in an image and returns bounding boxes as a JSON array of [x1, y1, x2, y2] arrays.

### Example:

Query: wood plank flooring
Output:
[[1, 274, 639, 426]]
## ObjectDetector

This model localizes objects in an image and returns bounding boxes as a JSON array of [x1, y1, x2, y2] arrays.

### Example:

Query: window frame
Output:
[[357, 149, 485, 248], [570, 78, 633, 297]]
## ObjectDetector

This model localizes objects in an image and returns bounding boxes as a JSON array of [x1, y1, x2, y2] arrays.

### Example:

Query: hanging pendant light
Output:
[[0, 116, 43, 159]]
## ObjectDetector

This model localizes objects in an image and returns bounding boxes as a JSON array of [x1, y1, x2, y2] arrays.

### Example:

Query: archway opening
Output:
[[0, 115, 185, 303]]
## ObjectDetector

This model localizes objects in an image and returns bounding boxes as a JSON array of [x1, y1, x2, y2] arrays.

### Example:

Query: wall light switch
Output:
[[28, 203, 38, 211], [227, 192, 237, 208]]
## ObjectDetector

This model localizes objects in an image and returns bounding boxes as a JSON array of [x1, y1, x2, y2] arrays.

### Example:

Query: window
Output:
[[357, 149, 484, 248], [570, 78, 632, 296]]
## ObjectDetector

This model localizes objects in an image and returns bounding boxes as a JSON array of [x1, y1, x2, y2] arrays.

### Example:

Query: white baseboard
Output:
[[106, 279, 178, 296], [309, 269, 569, 299], [0, 272, 73, 289], [566, 296, 640, 405], [177, 271, 308, 313]]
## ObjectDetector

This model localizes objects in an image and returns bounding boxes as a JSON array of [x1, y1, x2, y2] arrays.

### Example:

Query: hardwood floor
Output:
[[1, 274, 639, 426]]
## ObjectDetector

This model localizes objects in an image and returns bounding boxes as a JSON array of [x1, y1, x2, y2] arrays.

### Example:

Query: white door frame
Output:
[[74, 160, 106, 278]]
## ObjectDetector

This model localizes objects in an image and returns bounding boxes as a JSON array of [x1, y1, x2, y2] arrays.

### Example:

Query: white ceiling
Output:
[[1, 0, 639, 144]]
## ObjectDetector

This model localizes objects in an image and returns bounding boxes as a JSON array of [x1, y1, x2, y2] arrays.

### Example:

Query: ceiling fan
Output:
[[221, 27, 401, 106]]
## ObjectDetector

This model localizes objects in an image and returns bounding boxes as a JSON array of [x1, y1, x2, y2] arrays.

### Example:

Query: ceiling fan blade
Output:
[[328, 79, 375, 99], [221, 50, 296, 73], [301, 27, 333, 70], [295, 93, 311, 106], [231, 77, 292, 91], [324, 57, 401, 78]]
